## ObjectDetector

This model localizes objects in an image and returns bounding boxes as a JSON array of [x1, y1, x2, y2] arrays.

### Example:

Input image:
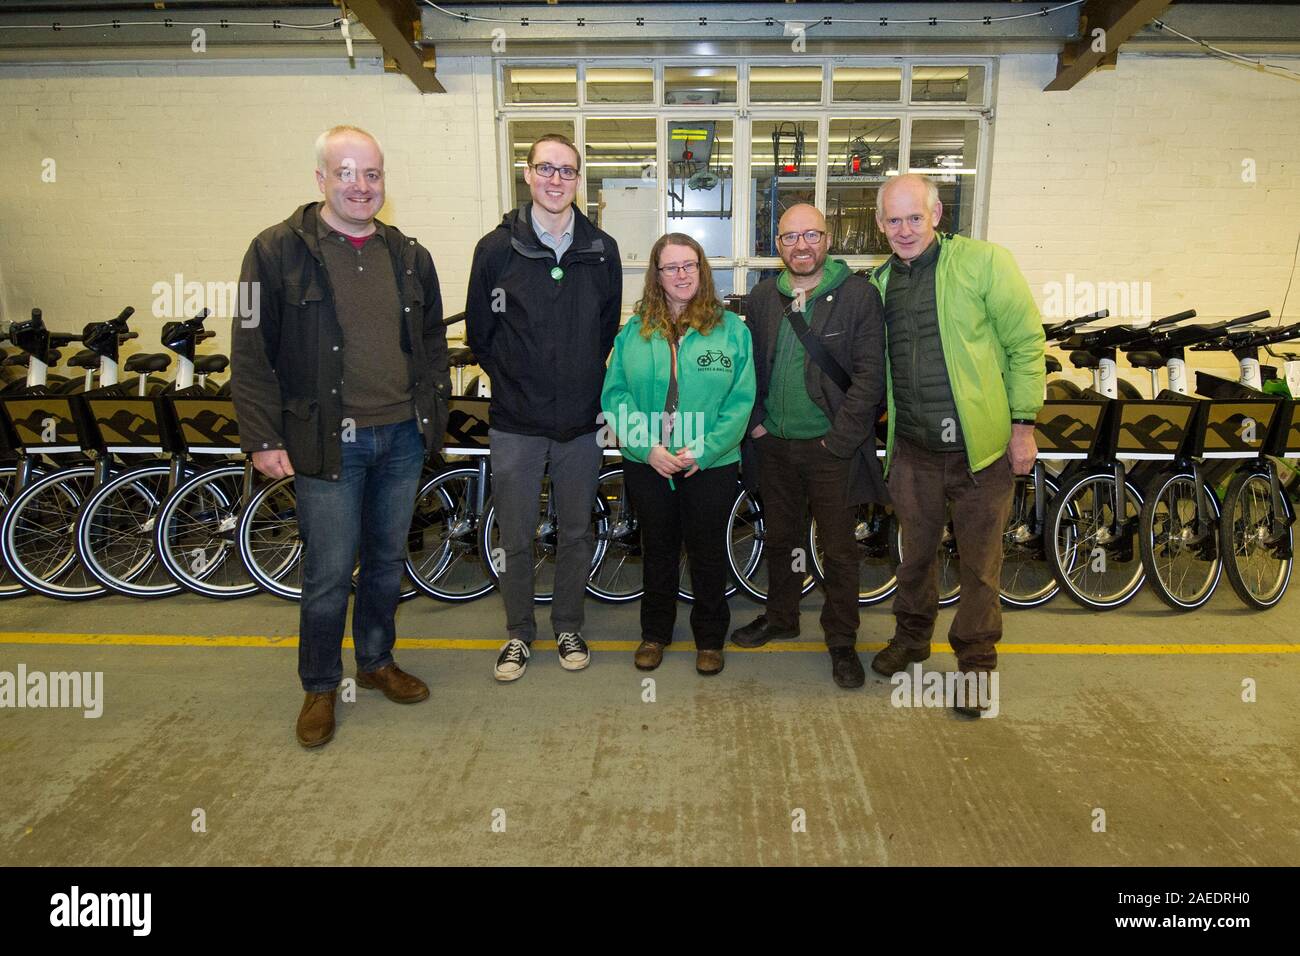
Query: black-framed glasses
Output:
[[529, 162, 579, 181], [777, 229, 827, 247], [658, 262, 700, 277]]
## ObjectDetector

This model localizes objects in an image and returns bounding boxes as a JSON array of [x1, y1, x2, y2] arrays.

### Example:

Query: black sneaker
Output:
[[494, 638, 531, 682], [829, 646, 865, 689], [870, 640, 930, 677], [730, 615, 799, 648], [556, 632, 590, 671]]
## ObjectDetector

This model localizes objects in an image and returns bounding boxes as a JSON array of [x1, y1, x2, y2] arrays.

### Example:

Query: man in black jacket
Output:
[[730, 203, 887, 688], [231, 126, 450, 748], [466, 133, 622, 682]]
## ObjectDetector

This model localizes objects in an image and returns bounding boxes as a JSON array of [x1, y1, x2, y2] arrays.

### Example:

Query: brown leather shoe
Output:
[[356, 663, 429, 703], [296, 690, 336, 748], [695, 649, 724, 676], [634, 640, 665, 671]]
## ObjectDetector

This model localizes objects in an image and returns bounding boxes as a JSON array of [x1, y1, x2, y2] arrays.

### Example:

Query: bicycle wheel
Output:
[[480, 475, 603, 604], [891, 510, 961, 606], [587, 465, 644, 603], [1139, 470, 1222, 610], [809, 503, 899, 606], [236, 475, 303, 601], [0, 463, 28, 598], [724, 488, 815, 603], [1, 464, 107, 600], [1000, 474, 1065, 608], [1045, 471, 1145, 610], [405, 465, 495, 602], [1218, 467, 1294, 609], [76, 463, 181, 597], [156, 463, 257, 598]]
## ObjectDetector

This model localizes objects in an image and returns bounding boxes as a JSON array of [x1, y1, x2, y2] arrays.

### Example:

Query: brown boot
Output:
[[356, 663, 429, 703], [296, 690, 336, 748], [695, 649, 724, 676], [634, 640, 665, 671]]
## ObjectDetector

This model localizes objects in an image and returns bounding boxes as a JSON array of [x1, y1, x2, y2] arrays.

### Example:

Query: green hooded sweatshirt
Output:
[[762, 258, 852, 439]]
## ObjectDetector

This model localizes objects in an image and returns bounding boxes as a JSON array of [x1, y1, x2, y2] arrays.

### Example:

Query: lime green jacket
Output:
[[871, 233, 1045, 473], [601, 309, 755, 470]]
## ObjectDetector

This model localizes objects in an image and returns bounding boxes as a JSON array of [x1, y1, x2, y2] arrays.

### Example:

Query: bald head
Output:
[[776, 203, 830, 285], [876, 175, 942, 263]]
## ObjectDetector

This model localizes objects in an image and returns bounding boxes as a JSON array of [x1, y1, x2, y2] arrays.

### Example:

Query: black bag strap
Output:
[[778, 292, 852, 394]]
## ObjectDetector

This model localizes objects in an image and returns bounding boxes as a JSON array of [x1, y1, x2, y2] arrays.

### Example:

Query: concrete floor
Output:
[[1, 582, 1297, 866]]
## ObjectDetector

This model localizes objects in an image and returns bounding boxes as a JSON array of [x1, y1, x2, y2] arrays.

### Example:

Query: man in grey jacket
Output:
[[231, 126, 450, 749]]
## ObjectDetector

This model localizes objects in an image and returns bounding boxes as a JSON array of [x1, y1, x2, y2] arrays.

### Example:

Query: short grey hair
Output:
[[315, 125, 384, 172], [876, 174, 940, 222]]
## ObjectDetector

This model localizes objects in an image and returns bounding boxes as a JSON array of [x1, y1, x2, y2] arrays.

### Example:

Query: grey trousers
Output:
[[488, 428, 602, 643]]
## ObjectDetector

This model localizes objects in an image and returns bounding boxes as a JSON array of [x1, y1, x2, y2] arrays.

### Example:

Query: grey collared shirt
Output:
[[530, 203, 574, 262]]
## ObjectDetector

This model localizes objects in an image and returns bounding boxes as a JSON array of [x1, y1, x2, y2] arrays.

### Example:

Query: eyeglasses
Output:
[[658, 262, 699, 277], [529, 162, 579, 181], [778, 229, 827, 247]]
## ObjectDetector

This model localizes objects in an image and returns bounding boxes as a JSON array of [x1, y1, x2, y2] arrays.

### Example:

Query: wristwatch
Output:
[[1011, 418, 1035, 426]]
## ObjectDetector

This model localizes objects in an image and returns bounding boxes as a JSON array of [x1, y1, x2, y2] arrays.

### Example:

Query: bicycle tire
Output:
[[405, 465, 495, 602], [1218, 468, 1293, 609], [75, 463, 181, 597], [155, 463, 258, 599], [0, 464, 107, 600], [1139, 470, 1222, 611], [1045, 470, 1146, 610]]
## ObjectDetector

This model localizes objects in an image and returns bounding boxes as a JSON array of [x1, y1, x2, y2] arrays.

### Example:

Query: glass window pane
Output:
[[826, 118, 900, 257], [744, 268, 784, 293], [749, 66, 822, 104], [908, 118, 980, 236], [711, 267, 736, 301], [666, 119, 734, 258], [586, 67, 653, 104], [831, 66, 902, 103], [664, 65, 736, 105], [507, 119, 575, 209], [750, 120, 819, 257], [622, 268, 648, 320], [586, 117, 659, 267], [504, 65, 577, 105], [911, 65, 986, 105]]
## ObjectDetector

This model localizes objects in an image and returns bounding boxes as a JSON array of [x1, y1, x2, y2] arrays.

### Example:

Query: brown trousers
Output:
[[888, 437, 1013, 670]]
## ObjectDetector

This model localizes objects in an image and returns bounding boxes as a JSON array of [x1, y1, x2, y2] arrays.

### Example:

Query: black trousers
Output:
[[622, 459, 739, 651]]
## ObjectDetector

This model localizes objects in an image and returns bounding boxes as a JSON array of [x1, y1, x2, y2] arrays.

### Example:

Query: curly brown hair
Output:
[[635, 233, 723, 341]]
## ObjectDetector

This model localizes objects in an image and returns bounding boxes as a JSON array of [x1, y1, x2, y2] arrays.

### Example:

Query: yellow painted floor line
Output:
[[0, 632, 1296, 655]]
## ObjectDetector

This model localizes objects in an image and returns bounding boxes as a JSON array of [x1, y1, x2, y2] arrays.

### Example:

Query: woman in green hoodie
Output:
[[601, 233, 756, 676]]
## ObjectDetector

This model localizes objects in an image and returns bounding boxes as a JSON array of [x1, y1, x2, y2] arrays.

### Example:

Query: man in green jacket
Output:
[[867, 175, 1044, 715]]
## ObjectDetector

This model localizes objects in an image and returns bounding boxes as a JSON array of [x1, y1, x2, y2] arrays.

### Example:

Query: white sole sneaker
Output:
[[494, 639, 530, 682]]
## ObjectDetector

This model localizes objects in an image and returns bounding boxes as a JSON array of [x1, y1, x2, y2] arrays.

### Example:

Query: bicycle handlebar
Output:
[[1043, 309, 1110, 341]]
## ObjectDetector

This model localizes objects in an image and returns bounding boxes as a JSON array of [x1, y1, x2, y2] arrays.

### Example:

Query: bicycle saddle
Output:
[[125, 353, 171, 373], [1069, 350, 1100, 370], [68, 349, 101, 370], [194, 354, 230, 375], [448, 347, 477, 368], [1127, 351, 1166, 371]]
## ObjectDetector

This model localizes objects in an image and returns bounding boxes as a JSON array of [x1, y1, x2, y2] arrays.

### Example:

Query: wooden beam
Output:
[[1045, 0, 1172, 91], [344, 0, 444, 93]]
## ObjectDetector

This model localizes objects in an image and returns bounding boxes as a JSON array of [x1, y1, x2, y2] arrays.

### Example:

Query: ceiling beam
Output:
[[1045, 0, 1172, 91], [344, 0, 443, 92]]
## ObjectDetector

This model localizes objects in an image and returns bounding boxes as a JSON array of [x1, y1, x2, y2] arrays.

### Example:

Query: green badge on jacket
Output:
[[550, 266, 564, 281]]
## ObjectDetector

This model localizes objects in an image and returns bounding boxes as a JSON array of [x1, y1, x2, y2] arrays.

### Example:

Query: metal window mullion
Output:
[[815, 112, 828, 213], [734, 113, 752, 262]]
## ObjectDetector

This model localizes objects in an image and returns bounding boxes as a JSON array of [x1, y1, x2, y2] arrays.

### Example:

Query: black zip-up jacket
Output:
[[465, 203, 622, 441], [230, 202, 451, 479], [743, 273, 889, 506]]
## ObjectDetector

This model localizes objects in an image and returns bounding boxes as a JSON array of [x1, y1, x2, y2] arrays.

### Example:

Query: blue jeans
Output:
[[294, 418, 426, 692]]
